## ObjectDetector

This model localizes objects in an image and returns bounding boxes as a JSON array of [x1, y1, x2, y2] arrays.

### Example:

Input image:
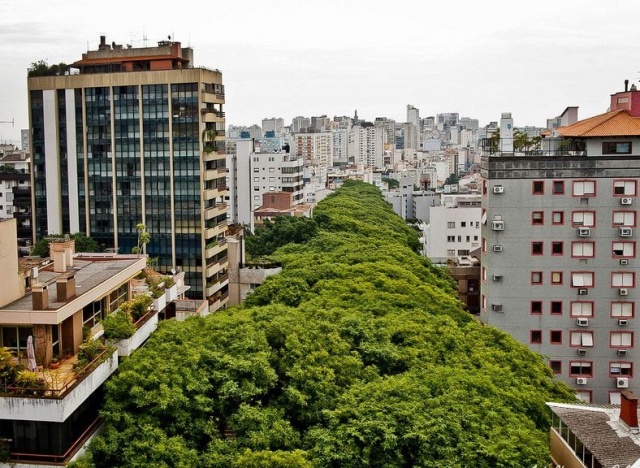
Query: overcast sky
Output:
[[0, 0, 637, 143]]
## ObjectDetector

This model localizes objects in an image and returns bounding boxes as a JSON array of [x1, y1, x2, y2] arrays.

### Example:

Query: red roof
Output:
[[558, 109, 640, 137]]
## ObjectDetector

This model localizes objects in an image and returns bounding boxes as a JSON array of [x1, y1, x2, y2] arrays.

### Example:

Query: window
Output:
[[550, 330, 562, 344], [571, 272, 594, 287], [532, 211, 544, 225], [610, 362, 633, 377], [573, 180, 596, 197], [603, 141, 632, 154], [613, 211, 636, 227], [571, 241, 595, 258], [461, 222, 466, 227], [610, 392, 622, 405], [552, 211, 564, 225], [551, 272, 563, 285], [571, 302, 594, 317], [571, 331, 594, 347], [253, 177, 259, 182], [552, 242, 564, 255], [572, 211, 595, 227], [531, 241, 543, 255], [531, 271, 543, 284], [253, 167, 259, 173], [611, 302, 634, 317], [551, 301, 563, 315], [531, 301, 542, 315], [0, 326, 32, 354], [612, 272, 635, 287], [532, 181, 544, 194], [612, 241, 635, 257], [611, 331, 633, 347], [447, 222, 455, 229], [530, 330, 542, 344], [570, 361, 593, 376], [482, 294, 486, 311], [576, 391, 592, 404], [553, 180, 565, 194], [614, 180, 636, 196], [482, 238, 487, 253], [549, 360, 562, 374]]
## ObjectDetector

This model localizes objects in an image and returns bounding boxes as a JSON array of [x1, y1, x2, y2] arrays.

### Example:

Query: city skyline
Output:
[[0, 0, 639, 142]]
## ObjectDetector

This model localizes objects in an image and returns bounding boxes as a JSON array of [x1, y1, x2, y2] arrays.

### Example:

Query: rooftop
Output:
[[1, 255, 143, 312], [548, 402, 640, 467], [558, 109, 640, 138]]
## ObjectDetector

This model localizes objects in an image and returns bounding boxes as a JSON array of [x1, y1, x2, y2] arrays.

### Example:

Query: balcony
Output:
[[205, 238, 227, 258], [115, 309, 159, 357], [205, 256, 228, 277], [0, 348, 118, 423]]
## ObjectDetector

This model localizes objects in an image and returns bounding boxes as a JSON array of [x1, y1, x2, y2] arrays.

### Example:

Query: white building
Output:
[[332, 128, 349, 164], [294, 133, 333, 183], [261, 117, 285, 136], [350, 126, 384, 168], [227, 139, 304, 230]]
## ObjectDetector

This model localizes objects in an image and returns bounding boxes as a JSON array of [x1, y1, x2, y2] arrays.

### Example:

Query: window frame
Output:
[[530, 330, 542, 344], [613, 179, 637, 197], [570, 331, 594, 348], [571, 271, 594, 288], [532, 180, 544, 195], [570, 301, 594, 318], [530, 301, 543, 315], [571, 241, 595, 258], [612, 210, 636, 227], [612, 271, 635, 288], [531, 241, 544, 256], [550, 330, 563, 345], [572, 180, 597, 197], [551, 271, 563, 285], [531, 211, 544, 226], [612, 241, 635, 258], [569, 361, 593, 377], [552, 180, 565, 195], [609, 361, 633, 377], [611, 301, 634, 318], [531, 271, 543, 285], [550, 301, 563, 315], [603, 141, 632, 155], [610, 331, 634, 348], [552, 211, 564, 225], [551, 241, 564, 255], [571, 210, 596, 227]]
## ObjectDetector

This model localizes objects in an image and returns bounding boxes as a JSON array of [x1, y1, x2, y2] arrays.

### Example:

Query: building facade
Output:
[[27, 36, 228, 306], [481, 90, 640, 403]]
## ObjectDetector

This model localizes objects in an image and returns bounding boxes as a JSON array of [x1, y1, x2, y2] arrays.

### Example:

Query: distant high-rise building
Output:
[[28, 35, 229, 305], [292, 116, 311, 133], [403, 122, 418, 151], [262, 117, 284, 136], [20, 129, 29, 151], [407, 104, 420, 130]]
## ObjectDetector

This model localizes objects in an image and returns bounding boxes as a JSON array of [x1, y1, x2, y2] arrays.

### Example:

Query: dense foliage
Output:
[[86, 181, 574, 467], [245, 216, 319, 258]]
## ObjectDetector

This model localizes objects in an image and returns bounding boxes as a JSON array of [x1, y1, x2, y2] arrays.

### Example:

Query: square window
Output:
[[551, 272, 563, 285], [552, 211, 564, 225], [553, 181, 564, 194], [531, 330, 542, 344], [573, 180, 596, 197], [531, 272, 543, 284], [531, 301, 542, 315], [552, 242, 563, 255], [532, 181, 544, 194], [549, 360, 562, 374], [532, 211, 544, 225], [550, 330, 562, 344], [531, 241, 543, 255], [551, 301, 563, 315]]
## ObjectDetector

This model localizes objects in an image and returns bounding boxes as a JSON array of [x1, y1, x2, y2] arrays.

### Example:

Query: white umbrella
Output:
[[26, 335, 37, 372]]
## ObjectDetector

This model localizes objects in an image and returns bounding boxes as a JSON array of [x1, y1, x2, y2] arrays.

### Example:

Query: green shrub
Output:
[[129, 295, 153, 321], [103, 310, 136, 340], [14, 370, 46, 395]]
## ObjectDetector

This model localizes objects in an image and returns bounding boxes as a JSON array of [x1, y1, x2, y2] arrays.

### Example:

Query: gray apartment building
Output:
[[481, 84, 640, 404]]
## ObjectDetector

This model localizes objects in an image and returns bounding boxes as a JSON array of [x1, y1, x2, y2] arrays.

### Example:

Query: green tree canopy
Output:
[[245, 216, 318, 258], [86, 181, 574, 467], [31, 233, 101, 257]]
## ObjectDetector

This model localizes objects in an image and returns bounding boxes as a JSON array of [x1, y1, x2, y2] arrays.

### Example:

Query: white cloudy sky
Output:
[[0, 0, 637, 142]]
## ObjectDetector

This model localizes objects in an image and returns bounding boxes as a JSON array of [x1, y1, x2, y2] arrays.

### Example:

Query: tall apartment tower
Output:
[[481, 85, 640, 404], [407, 104, 420, 130], [27, 36, 228, 306]]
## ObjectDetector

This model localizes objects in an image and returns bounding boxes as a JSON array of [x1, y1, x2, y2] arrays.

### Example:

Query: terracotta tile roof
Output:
[[558, 109, 640, 137]]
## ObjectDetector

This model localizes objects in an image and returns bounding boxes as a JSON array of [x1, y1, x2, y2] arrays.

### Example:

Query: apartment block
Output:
[[27, 36, 228, 307], [481, 86, 640, 403]]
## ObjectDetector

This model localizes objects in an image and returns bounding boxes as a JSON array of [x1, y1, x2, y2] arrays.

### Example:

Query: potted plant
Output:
[[49, 357, 60, 369]]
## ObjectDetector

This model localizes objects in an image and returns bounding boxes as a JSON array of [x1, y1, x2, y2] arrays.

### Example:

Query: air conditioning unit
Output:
[[492, 304, 503, 312], [617, 377, 630, 389], [576, 377, 588, 385], [620, 259, 630, 266], [576, 317, 589, 327], [618, 319, 629, 326], [578, 227, 591, 237], [618, 349, 628, 356], [492, 275, 503, 282], [621, 198, 633, 205], [492, 220, 505, 231], [620, 228, 633, 237], [578, 289, 588, 295], [493, 185, 504, 194], [619, 288, 629, 296], [577, 348, 587, 356], [493, 245, 503, 252]]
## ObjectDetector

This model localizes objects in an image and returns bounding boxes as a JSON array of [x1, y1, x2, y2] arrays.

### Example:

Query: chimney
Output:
[[32, 283, 49, 310], [625, 79, 629, 92], [49, 239, 75, 272], [56, 273, 76, 302], [620, 390, 639, 429]]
